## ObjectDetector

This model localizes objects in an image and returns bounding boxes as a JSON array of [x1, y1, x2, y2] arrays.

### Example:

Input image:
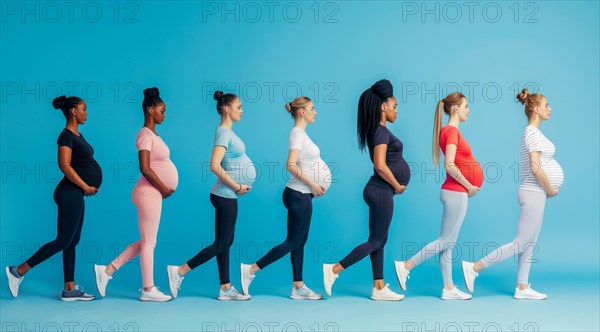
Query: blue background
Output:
[[1, 1, 598, 331]]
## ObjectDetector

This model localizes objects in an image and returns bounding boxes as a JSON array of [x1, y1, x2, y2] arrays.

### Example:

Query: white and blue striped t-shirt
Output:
[[520, 125, 564, 192]]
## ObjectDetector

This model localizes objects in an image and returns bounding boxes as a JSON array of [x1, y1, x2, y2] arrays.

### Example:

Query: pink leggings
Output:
[[111, 188, 162, 288]]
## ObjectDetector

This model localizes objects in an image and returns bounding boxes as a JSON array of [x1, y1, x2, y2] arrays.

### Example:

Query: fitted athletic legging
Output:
[[339, 184, 394, 280], [410, 189, 468, 285], [256, 187, 313, 281], [26, 186, 85, 283], [480, 189, 546, 284], [110, 188, 163, 288], [186, 194, 237, 285]]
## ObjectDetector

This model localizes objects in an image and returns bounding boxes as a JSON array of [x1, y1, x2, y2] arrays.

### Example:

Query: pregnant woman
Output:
[[240, 97, 330, 300], [167, 91, 255, 301], [323, 79, 410, 301], [94, 87, 177, 302], [394, 92, 483, 300], [462, 89, 563, 300], [6, 95, 102, 301]]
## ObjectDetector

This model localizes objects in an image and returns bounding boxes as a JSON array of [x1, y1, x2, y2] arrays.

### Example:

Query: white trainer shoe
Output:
[[514, 284, 547, 300], [240, 263, 255, 295], [371, 283, 404, 301], [323, 264, 338, 296], [94, 264, 112, 297], [139, 286, 172, 302], [441, 286, 472, 300], [462, 261, 478, 292], [218, 286, 251, 301], [290, 285, 323, 300], [167, 265, 184, 299], [394, 261, 410, 291], [6, 266, 24, 298]]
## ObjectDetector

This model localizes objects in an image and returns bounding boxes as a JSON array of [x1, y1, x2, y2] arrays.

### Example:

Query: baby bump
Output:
[[309, 159, 332, 190], [233, 156, 256, 185], [151, 160, 179, 190], [544, 160, 564, 189]]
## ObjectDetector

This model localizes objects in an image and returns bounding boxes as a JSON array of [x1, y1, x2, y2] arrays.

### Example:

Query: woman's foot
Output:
[[370, 283, 404, 301], [441, 286, 472, 300], [167, 265, 184, 299], [217, 286, 250, 301], [514, 284, 547, 300], [6, 266, 24, 298], [139, 286, 172, 302], [94, 264, 112, 297], [61, 285, 95, 301], [393, 261, 410, 291], [323, 264, 338, 296], [290, 284, 323, 300], [240, 263, 255, 295]]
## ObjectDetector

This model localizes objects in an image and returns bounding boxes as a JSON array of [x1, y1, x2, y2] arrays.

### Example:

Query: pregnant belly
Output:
[[302, 159, 332, 190], [149, 160, 179, 190], [389, 161, 411, 186], [459, 160, 484, 188], [74, 160, 103, 189], [228, 156, 256, 185], [543, 159, 564, 189]]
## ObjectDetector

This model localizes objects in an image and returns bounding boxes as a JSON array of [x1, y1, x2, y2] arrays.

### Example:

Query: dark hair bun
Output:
[[52, 95, 67, 110], [517, 89, 529, 105], [213, 90, 224, 101], [143, 87, 160, 99]]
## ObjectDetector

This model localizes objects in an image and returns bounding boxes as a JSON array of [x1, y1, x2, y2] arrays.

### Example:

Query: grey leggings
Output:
[[481, 189, 546, 284], [411, 189, 468, 285]]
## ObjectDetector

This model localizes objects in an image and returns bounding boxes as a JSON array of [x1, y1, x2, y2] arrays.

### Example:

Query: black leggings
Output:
[[187, 194, 237, 285], [26, 186, 85, 283], [339, 183, 394, 280], [256, 187, 313, 281]]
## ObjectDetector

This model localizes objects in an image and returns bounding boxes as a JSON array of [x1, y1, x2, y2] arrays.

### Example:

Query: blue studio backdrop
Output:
[[1, 1, 599, 331]]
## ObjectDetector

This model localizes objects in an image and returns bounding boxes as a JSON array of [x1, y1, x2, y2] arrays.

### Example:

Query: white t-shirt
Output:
[[286, 127, 332, 194], [520, 125, 564, 192]]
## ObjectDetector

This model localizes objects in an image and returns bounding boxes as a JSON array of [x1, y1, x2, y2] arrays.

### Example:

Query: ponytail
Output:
[[432, 100, 444, 165]]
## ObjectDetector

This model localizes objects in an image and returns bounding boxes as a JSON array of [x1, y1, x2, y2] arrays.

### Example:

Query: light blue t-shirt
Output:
[[210, 126, 256, 198]]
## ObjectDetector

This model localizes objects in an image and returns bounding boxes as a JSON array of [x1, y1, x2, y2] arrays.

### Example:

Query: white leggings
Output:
[[481, 189, 547, 284], [411, 189, 468, 285]]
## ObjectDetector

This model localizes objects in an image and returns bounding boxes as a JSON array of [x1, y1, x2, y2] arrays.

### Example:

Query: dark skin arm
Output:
[[139, 150, 174, 198], [58, 146, 97, 196]]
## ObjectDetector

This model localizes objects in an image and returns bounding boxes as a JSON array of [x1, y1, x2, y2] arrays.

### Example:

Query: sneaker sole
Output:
[[290, 295, 323, 300], [61, 297, 95, 302], [441, 296, 472, 300], [394, 261, 407, 291], [93, 265, 106, 297], [6, 267, 18, 298], [217, 296, 251, 301], [370, 296, 404, 301], [514, 295, 547, 300], [240, 264, 250, 295], [323, 265, 333, 296], [139, 297, 172, 302], [461, 262, 474, 293]]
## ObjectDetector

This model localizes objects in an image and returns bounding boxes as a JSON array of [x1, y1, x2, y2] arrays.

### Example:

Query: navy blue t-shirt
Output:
[[367, 125, 411, 189], [57, 129, 103, 191]]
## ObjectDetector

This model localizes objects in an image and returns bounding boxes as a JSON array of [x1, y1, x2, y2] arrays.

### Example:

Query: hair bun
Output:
[[516, 89, 529, 105], [52, 95, 67, 110], [213, 90, 224, 101], [284, 102, 292, 113], [143, 87, 160, 99]]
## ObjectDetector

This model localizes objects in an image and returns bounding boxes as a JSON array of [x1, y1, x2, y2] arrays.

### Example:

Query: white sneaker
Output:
[[6, 266, 24, 298], [240, 263, 255, 295], [218, 286, 251, 301], [394, 261, 410, 291], [514, 284, 547, 300], [441, 286, 472, 300], [167, 265, 184, 299], [323, 264, 338, 296], [290, 285, 323, 300], [370, 283, 404, 301], [462, 261, 478, 292], [139, 286, 172, 302], [94, 265, 112, 297]]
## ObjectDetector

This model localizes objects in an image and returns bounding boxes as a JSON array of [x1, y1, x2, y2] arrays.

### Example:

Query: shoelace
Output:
[[170, 273, 184, 290]]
